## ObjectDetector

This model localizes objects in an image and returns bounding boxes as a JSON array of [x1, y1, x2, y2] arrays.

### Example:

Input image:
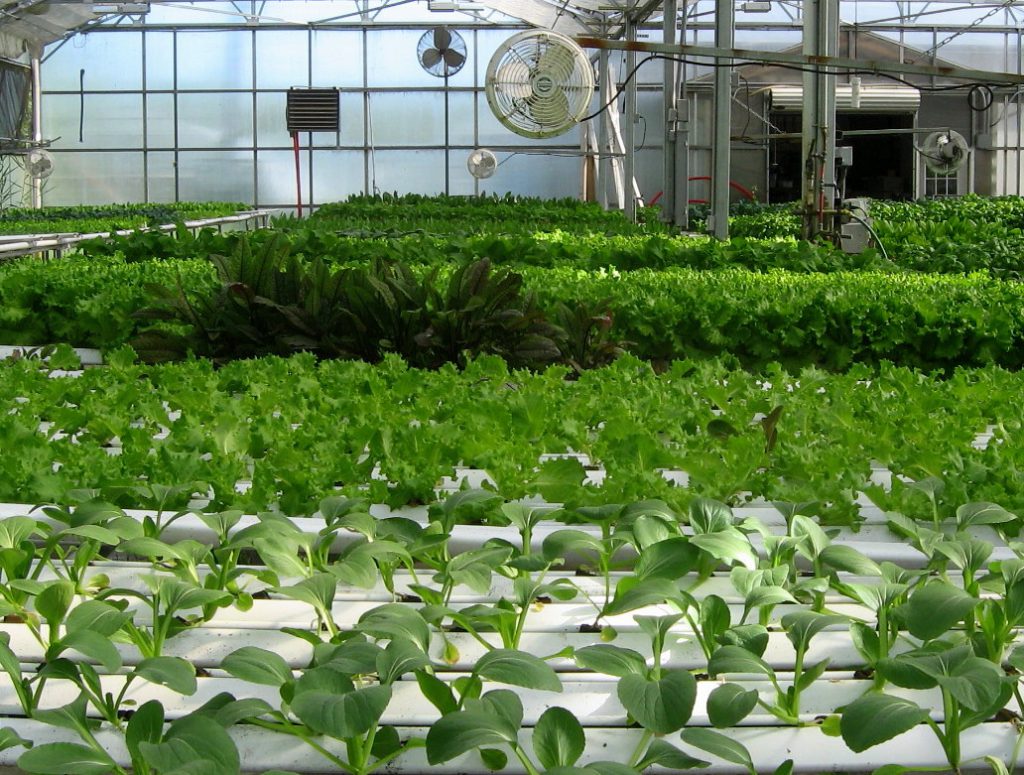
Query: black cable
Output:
[[578, 51, 1013, 126], [78, 69, 85, 143], [968, 83, 994, 111], [636, 114, 647, 151]]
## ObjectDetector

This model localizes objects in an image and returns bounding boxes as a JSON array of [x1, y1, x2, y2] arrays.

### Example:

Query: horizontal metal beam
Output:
[[575, 35, 1024, 85]]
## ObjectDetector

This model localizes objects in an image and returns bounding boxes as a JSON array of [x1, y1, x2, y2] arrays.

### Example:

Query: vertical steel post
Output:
[[801, 0, 838, 239], [624, 16, 637, 220], [662, 0, 677, 223], [711, 0, 733, 240], [30, 49, 42, 209], [598, 46, 610, 208], [675, 2, 690, 229]]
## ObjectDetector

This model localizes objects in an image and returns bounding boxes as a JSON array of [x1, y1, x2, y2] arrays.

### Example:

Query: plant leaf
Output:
[[617, 670, 696, 734], [533, 706, 586, 769], [425, 711, 518, 764], [840, 692, 929, 753], [474, 649, 562, 692], [707, 682, 759, 727], [679, 728, 754, 773], [18, 743, 115, 775]]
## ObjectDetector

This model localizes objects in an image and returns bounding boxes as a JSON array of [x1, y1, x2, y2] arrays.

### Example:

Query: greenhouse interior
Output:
[[3, 0, 1024, 773]]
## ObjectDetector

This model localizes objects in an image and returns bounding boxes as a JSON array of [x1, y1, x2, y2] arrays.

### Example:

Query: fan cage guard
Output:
[[24, 149, 53, 179], [485, 30, 595, 139], [921, 130, 969, 175], [467, 148, 498, 179]]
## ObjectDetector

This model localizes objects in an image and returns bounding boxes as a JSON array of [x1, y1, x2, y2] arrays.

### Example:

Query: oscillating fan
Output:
[[24, 149, 53, 180], [418, 27, 467, 78], [467, 148, 497, 179], [918, 130, 969, 175], [485, 29, 595, 139]]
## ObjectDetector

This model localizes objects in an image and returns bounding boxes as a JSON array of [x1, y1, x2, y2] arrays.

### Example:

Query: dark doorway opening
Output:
[[767, 111, 915, 202]]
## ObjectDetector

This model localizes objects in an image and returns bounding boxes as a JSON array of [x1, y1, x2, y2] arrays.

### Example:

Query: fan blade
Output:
[[433, 26, 452, 51], [421, 49, 442, 70], [527, 89, 571, 129], [537, 42, 578, 80], [443, 48, 466, 70]]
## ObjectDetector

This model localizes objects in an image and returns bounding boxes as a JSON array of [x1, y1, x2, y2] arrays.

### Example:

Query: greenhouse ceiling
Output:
[[1, 0, 1023, 48]]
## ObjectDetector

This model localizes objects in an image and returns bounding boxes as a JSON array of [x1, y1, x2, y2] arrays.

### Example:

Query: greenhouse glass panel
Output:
[[446, 155, 478, 196], [144, 32, 175, 91], [477, 153, 579, 198], [178, 151, 255, 202], [257, 149, 310, 206], [310, 30, 364, 88], [45, 151, 144, 205], [256, 31, 309, 89], [177, 31, 253, 90], [142, 2, 241, 25], [940, 33, 1007, 71], [44, 34, 142, 91], [178, 92, 253, 148], [146, 151, 176, 202], [256, 92, 294, 148], [371, 150, 447, 194], [146, 93, 175, 149], [43, 93, 144, 150], [310, 150, 364, 202], [368, 92, 445, 146]]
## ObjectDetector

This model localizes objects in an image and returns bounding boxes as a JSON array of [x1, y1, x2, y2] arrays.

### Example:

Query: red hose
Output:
[[292, 132, 303, 218]]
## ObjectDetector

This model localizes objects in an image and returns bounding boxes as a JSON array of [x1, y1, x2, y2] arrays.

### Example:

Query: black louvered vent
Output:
[[286, 88, 340, 133]]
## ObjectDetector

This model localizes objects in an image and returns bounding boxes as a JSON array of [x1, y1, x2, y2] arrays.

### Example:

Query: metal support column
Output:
[[662, 0, 677, 224], [674, 1, 690, 229], [801, 0, 839, 240], [598, 47, 610, 208], [30, 49, 42, 209], [711, 0, 733, 240], [624, 16, 637, 220]]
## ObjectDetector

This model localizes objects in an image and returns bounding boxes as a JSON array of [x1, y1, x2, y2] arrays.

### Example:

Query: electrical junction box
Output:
[[840, 198, 872, 254]]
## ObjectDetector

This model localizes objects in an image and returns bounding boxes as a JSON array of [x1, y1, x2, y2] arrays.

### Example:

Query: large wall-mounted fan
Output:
[[418, 27, 467, 78], [485, 29, 595, 139], [918, 130, 969, 175]]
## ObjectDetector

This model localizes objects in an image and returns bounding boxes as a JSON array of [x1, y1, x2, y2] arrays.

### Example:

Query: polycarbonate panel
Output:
[[367, 29, 473, 88], [178, 151, 255, 203], [146, 151, 177, 202], [43, 93, 144, 150], [940, 33, 1008, 72], [256, 31, 309, 89], [477, 152, 580, 199], [368, 91, 448, 146], [446, 153, 478, 196], [44, 34, 142, 91], [144, 32, 174, 90], [177, 92, 253, 148], [257, 149, 307, 207], [176, 31, 253, 90], [310, 30, 364, 88], [309, 150, 364, 202], [256, 92, 293, 148], [371, 150, 447, 195], [43, 151, 144, 205], [146, 94, 175, 148], [140, 2, 243, 24]]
